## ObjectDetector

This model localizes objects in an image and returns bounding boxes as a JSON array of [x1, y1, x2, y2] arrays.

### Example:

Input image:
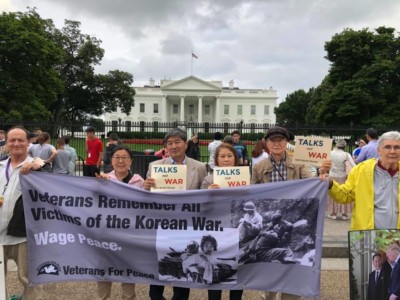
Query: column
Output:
[[198, 96, 203, 123], [162, 96, 167, 122], [180, 95, 185, 122], [215, 96, 221, 123]]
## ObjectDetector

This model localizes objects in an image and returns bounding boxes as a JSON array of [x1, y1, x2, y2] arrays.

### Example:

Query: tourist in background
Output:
[[103, 133, 120, 173], [52, 138, 71, 175], [63, 136, 77, 176], [352, 137, 367, 160], [28, 132, 58, 167], [232, 130, 248, 166], [186, 132, 201, 161], [355, 128, 379, 164], [326, 140, 355, 220], [83, 127, 103, 177], [208, 131, 223, 172], [251, 140, 269, 170]]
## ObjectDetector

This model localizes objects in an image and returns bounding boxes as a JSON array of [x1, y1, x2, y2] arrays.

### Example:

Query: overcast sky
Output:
[[3, 0, 400, 102]]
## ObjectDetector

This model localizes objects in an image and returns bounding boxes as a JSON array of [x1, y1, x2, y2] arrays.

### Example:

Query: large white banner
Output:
[[20, 173, 328, 297]]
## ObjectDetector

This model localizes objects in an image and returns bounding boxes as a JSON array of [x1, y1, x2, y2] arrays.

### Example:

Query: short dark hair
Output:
[[164, 128, 187, 144], [214, 132, 222, 140], [57, 138, 65, 146], [111, 146, 133, 160], [62, 136, 71, 144], [372, 253, 382, 260], [366, 128, 378, 139], [200, 235, 218, 252], [85, 127, 95, 133], [214, 143, 239, 166], [231, 130, 240, 136]]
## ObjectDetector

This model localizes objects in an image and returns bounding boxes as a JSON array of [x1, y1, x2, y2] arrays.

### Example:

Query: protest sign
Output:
[[20, 173, 328, 297], [150, 164, 187, 192], [213, 167, 250, 188], [292, 136, 333, 166]]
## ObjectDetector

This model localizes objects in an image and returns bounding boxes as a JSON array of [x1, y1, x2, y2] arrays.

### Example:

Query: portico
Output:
[[104, 75, 277, 125]]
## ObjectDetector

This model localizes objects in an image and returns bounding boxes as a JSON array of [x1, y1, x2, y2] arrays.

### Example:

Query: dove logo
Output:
[[37, 262, 61, 276]]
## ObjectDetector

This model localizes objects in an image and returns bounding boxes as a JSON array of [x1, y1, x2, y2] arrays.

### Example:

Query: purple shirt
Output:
[[355, 140, 379, 164]]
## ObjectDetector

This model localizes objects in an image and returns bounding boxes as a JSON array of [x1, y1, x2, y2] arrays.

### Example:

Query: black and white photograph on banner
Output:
[[349, 230, 400, 300], [156, 227, 239, 285], [233, 198, 319, 267]]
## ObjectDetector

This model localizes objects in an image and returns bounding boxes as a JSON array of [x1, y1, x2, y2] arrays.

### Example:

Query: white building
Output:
[[104, 75, 277, 125]]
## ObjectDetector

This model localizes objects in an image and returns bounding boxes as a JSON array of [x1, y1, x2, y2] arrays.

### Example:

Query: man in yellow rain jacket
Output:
[[328, 131, 400, 230]]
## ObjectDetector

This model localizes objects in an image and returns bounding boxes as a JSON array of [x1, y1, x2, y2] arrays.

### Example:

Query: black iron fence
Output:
[[2, 120, 398, 178]]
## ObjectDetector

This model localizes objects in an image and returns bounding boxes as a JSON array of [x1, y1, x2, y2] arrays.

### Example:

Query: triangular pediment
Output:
[[161, 76, 221, 91]]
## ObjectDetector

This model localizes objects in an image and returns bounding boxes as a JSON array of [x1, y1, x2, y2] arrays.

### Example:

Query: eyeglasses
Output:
[[381, 145, 400, 151], [112, 156, 130, 161]]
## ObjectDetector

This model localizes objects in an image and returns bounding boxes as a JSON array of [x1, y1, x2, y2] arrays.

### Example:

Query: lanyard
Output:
[[3, 159, 12, 194]]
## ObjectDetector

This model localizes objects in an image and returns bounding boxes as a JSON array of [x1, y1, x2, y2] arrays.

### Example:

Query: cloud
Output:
[[7, 0, 400, 101]]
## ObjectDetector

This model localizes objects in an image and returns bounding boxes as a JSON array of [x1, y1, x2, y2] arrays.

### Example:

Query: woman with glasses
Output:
[[96, 145, 144, 300]]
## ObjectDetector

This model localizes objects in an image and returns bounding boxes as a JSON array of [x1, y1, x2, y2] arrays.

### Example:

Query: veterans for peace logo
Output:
[[37, 261, 61, 276]]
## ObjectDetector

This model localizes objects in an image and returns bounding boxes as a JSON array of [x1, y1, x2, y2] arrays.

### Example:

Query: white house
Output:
[[104, 75, 277, 125]]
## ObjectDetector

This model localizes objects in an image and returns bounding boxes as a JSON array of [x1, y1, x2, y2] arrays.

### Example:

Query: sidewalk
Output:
[[6, 217, 351, 299]]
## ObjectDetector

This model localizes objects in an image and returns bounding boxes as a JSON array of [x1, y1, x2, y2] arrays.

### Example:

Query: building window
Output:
[[224, 105, 229, 115], [153, 103, 159, 113], [173, 104, 178, 114], [140, 121, 145, 132], [153, 121, 159, 132], [237, 105, 242, 115], [251, 105, 256, 115], [140, 103, 145, 113], [205, 105, 210, 115], [264, 105, 270, 115], [189, 104, 194, 114]]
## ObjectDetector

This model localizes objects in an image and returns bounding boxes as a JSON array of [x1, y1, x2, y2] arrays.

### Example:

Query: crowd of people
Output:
[[1, 124, 400, 299]]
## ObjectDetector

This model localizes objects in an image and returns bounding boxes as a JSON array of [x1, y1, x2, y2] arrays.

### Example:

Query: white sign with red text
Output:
[[213, 167, 250, 188], [151, 165, 187, 192], [292, 136, 333, 166]]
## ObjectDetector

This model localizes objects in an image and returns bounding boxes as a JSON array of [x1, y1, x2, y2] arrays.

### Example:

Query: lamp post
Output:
[[118, 117, 122, 132]]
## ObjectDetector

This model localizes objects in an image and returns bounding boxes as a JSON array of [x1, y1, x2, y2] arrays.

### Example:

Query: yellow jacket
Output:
[[329, 158, 400, 230]]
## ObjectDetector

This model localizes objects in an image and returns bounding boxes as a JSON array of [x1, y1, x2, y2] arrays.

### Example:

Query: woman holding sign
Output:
[[96, 146, 144, 300], [201, 143, 244, 300]]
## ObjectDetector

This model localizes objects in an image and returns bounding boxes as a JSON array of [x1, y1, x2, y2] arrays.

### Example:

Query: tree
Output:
[[274, 89, 311, 125], [307, 26, 400, 126], [0, 10, 135, 128], [0, 10, 62, 122]]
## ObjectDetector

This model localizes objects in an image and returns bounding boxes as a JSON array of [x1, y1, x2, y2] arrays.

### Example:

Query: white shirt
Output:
[[208, 140, 222, 170], [0, 156, 32, 245], [252, 152, 269, 169]]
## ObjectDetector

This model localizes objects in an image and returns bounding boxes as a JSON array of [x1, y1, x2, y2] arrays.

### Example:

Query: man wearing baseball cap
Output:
[[251, 126, 330, 300]]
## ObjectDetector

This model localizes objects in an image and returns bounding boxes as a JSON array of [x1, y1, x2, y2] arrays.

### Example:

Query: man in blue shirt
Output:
[[355, 128, 379, 164]]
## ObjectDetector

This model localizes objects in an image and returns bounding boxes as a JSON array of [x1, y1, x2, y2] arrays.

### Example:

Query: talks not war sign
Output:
[[20, 172, 328, 297]]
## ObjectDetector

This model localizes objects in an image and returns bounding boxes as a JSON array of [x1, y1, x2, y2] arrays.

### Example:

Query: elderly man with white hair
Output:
[[328, 131, 400, 230]]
